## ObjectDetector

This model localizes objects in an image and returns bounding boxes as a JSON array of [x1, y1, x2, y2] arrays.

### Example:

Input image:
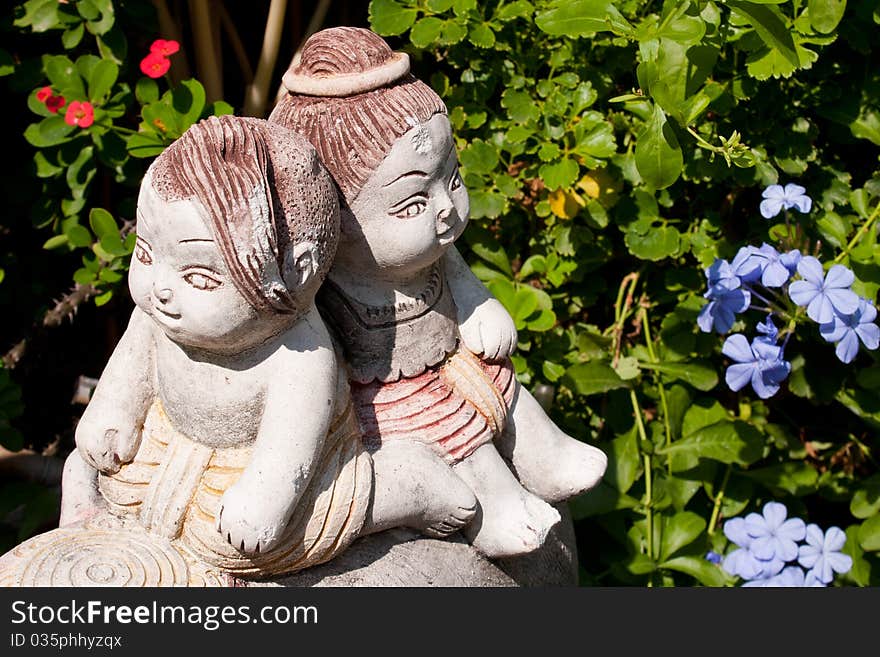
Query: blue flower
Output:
[[760, 183, 812, 219], [742, 566, 825, 587], [698, 288, 751, 334], [731, 246, 763, 284], [722, 334, 791, 398], [705, 258, 740, 294], [752, 244, 801, 288], [721, 517, 784, 580], [788, 256, 860, 324], [819, 297, 880, 364], [705, 551, 722, 564], [797, 524, 853, 584], [754, 315, 779, 344], [744, 501, 806, 563]]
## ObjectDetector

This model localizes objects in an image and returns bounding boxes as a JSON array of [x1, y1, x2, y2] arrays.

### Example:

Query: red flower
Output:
[[65, 101, 94, 128], [36, 86, 52, 102], [140, 52, 170, 79], [45, 95, 66, 114], [149, 39, 180, 56]]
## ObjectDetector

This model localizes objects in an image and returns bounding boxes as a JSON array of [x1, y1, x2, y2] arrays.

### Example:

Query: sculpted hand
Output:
[[458, 298, 518, 360], [75, 423, 141, 475], [216, 482, 290, 555]]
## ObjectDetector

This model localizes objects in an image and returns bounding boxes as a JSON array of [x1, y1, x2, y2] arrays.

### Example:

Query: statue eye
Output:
[[394, 200, 427, 219], [183, 271, 221, 291], [450, 169, 462, 191], [134, 241, 153, 265]]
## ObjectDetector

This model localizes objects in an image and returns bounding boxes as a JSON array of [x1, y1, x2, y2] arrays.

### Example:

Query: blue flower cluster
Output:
[[698, 243, 880, 396], [717, 502, 852, 587]]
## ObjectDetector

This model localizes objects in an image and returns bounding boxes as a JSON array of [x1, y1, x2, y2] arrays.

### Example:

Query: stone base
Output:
[[0, 506, 577, 587]]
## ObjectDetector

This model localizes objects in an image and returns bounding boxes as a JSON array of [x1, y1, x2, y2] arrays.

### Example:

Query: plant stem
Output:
[[244, 0, 288, 117], [708, 466, 732, 535], [640, 305, 673, 473], [630, 388, 653, 565], [834, 199, 880, 264]]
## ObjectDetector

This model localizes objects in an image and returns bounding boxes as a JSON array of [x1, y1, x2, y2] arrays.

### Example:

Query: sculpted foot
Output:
[[500, 384, 608, 503], [454, 444, 561, 558], [216, 482, 291, 554], [366, 441, 478, 538], [59, 450, 106, 526]]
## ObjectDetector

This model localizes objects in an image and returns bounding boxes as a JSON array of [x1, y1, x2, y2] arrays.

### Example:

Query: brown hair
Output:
[[268, 27, 447, 204], [149, 115, 339, 315]]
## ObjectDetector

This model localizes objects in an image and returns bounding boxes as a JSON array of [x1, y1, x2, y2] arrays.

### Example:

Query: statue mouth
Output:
[[154, 306, 182, 320]]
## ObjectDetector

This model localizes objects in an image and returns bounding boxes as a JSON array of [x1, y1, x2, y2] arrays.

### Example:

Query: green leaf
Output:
[[467, 236, 513, 277], [625, 225, 681, 261], [496, 0, 534, 21], [540, 158, 580, 189], [851, 111, 880, 146], [87, 59, 118, 102], [44, 54, 85, 98], [43, 234, 69, 250], [94, 290, 114, 306], [468, 189, 506, 219], [411, 17, 444, 48], [857, 514, 880, 552], [25, 116, 76, 147], [65, 224, 92, 247], [742, 462, 819, 496], [639, 360, 718, 391], [728, 1, 798, 67], [126, 132, 167, 158], [460, 139, 499, 175], [542, 361, 566, 382], [659, 420, 763, 468], [501, 88, 540, 123], [369, 0, 418, 36], [564, 361, 629, 396], [89, 208, 117, 238], [660, 512, 706, 561], [61, 22, 85, 49], [817, 211, 851, 248], [469, 23, 496, 48], [17, 0, 60, 32], [135, 78, 159, 105], [808, 0, 847, 33], [535, 0, 631, 37], [173, 79, 206, 133], [658, 14, 706, 44], [569, 482, 639, 518], [660, 556, 730, 586], [606, 426, 640, 493], [851, 475, 880, 519], [634, 104, 683, 190], [427, 0, 455, 10]]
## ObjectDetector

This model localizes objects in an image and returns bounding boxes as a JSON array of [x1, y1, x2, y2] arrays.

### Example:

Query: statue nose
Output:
[[437, 207, 455, 233], [154, 287, 173, 304]]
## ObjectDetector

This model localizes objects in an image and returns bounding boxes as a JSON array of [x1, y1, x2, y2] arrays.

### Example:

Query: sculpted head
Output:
[[269, 27, 469, 278], [131, 115, 339, 351]]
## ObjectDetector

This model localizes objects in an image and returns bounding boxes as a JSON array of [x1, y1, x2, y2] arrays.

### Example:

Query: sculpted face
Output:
[[342, 114, 469, 278], [129, 175, 279, 352]]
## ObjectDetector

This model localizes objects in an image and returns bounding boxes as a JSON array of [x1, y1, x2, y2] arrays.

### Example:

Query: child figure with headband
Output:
[[61, 115, 486, 578], [270, 27, 607, 557]]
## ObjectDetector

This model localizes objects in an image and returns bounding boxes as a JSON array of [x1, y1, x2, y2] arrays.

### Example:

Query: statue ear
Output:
[[284, 241, 320, 289]]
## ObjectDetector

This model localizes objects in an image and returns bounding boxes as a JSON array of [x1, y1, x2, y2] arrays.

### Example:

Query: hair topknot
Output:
[[296, 27, 396, 77], [270, 27, 447, 204]]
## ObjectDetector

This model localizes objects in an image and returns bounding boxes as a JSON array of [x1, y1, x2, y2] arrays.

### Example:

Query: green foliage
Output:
[[10, 0, 232, 306], [371, 0, 880, 585]]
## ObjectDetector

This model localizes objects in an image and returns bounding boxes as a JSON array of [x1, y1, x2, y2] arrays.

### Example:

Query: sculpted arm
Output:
[[444, 246, 518, 360], [75, 306, 156, 473], [217, 309, 337, 553]]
